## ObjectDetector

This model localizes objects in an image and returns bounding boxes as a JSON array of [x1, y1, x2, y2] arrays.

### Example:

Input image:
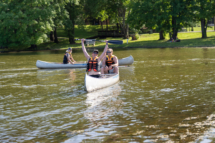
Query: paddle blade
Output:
[[108, 40, 123, 44]]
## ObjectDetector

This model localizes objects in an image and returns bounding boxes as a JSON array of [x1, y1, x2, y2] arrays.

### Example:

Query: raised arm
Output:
[[81, 39, 90, 60], [98, 41, 108, 61], [102, 56, 106, 68]]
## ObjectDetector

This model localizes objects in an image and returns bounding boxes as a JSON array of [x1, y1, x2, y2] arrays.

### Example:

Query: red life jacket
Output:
[[106, 55, 115, 67], [87, 57, 99, 72]]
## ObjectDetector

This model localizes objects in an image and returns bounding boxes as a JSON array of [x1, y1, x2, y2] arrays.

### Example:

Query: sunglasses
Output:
[[93, 52, 98, 54], [106, 51, 111, 53]]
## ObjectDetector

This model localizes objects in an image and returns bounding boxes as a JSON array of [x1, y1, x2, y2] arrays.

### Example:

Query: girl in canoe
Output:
[[81, 39, 108, 78], [63, 47, 76, 64]]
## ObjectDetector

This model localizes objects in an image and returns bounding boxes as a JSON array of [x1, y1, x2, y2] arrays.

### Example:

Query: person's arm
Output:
[[98, 41, 108, 61], [112, 56, 118, 67], [70, 55, 76, 62], [102, 56, 106, 68], [81, 39, 90, 60], [67, 54, 74, 64]]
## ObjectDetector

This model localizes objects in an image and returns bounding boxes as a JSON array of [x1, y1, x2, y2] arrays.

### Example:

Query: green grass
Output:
[[2, 25, 215, 53], [35, 31, 215, 51], [184, 26, 214, 32]]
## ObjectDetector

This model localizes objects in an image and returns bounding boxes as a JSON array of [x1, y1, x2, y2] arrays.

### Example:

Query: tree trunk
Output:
[[169, 32, 172, 40], [54, 27, 59, 43], [101, 21, 103, 30], [117, 23, 119, 33], [30, 44, 37, 50], [201, 18, 207, 38], [68, 2, 75, 44], [172, 16, 177, 40], [106, 19, 108, 31], [159, 31, 165, 40], [214, 16, 215, 31], [50, 31, 54, 41]]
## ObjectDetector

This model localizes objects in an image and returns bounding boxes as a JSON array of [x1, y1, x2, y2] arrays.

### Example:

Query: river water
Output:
[[1, 48, 215, 143]]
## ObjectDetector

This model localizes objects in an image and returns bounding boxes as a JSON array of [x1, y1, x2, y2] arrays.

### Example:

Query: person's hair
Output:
[[108, 48, 113, 53], [93, 49, 99, 54]]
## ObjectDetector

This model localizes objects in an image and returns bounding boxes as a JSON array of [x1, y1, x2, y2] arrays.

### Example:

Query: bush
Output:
[[135, 33, 140, 40], [132, 33, 140, 40]]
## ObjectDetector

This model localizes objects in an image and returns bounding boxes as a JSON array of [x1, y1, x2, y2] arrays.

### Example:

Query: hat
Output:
[[68, 47, 72, 50]]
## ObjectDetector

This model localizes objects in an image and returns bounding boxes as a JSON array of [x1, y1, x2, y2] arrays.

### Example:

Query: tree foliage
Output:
[[64, 0, 84, 44], [0, 0, 55, 49]]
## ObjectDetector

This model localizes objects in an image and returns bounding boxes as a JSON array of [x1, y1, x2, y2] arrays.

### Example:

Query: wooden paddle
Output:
[[76, 39, 123, 45]]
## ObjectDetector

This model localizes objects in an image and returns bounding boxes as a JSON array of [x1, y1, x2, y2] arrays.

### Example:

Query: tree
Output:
[[128, 0, 195, 40], [50, 0, 69, 43], [64, 0, 84, 44], [107, 0, 131, 39], [84, 0, 131, 39], [0, 0, 55, 49], [195, 0, 215, 38]]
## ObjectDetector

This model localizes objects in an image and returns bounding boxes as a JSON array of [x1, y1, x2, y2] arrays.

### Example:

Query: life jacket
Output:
[[63, 52, 72, 64], [63, 52, 69, 64], [87, 57, 99, 72], [106, 55, 115, 67]]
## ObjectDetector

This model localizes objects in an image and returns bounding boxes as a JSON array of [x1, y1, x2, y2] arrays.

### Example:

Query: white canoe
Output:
[[36, 55, 134, 69], [85, 73, 119, 92], [118, 55, 134, 65]]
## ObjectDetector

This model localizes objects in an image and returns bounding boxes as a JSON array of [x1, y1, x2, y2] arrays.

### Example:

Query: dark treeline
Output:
[[0, 0, 215, 49]]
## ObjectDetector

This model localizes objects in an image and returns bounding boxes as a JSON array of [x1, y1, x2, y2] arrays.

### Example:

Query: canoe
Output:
[[36, 55, 134, 69], [85, 73, 119, 92], [118, 55, 134, 65], [36, 60, 87, 69]]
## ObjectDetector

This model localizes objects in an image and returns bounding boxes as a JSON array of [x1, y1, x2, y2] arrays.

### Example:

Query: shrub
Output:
[[132, 33, 140, 40], [135, 33, 140, 40]]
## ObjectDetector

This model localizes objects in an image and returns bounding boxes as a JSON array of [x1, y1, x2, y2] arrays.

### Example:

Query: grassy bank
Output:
[[1, 25, 215, 53], [35, 31, 215, 51]]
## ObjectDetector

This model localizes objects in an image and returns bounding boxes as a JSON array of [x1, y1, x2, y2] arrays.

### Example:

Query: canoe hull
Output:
[[85, 73, 119, 92], [36, 55, 134, 69], [36, 60, 87, 69]]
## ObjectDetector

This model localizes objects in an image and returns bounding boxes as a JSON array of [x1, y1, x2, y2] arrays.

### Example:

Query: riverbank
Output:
[[1, 30, 215, 53]]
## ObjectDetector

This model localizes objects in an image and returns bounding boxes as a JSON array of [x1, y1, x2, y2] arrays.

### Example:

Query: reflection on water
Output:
[[63, 84, 122, 143], [2, 48, 215, 142], [85, 84, 122, 121]]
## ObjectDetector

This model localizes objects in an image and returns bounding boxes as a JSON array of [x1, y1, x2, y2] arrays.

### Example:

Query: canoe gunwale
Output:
[[36, 55, 134, 69]]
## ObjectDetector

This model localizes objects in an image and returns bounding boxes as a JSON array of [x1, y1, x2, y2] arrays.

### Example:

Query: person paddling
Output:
[[63, 47, 75, 64], [81, 39, 108, 78], [101, 48, 119, 74]]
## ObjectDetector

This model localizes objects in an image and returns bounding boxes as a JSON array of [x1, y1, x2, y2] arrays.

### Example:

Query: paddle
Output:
[[76, 39, 123, 45]]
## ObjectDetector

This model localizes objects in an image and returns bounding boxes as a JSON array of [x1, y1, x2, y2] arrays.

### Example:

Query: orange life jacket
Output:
[[106, 55, 115, 67], [87, 57, 99, 72]]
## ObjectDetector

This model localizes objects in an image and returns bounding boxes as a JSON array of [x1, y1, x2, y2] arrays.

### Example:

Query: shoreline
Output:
[[1, 45, 215, 54]]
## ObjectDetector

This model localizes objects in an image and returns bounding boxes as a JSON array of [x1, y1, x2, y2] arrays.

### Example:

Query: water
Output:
[[1, 48, 215, 142]]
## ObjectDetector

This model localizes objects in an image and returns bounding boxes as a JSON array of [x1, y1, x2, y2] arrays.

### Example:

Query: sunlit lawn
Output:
[[37, 30, 215, 50], [2, 25, 215, 52]]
